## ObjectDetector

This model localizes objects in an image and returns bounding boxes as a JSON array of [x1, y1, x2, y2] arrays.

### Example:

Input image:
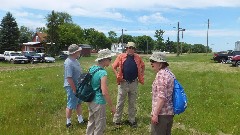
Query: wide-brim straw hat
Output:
[[68, 44, 82, 54], [95, 48, 116, 61], [149, 52, 169, 65]]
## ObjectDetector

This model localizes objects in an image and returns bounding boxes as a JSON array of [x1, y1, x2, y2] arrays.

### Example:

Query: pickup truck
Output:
[[231, 55, 240, 67], [212, 50, 240, 63], [22, 51, 43, 64], [4, 51, 28, 64]]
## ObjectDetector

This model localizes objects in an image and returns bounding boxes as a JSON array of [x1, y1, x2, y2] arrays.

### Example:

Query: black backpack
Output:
[[75, 67, 103, 102]]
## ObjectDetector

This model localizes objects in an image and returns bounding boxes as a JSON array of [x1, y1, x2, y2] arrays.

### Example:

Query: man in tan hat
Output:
[[112, 42, 145, 128], [63, 44, 84, 128]]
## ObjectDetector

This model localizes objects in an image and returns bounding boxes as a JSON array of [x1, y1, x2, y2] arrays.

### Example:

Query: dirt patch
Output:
[[0, 63, 62, 72]]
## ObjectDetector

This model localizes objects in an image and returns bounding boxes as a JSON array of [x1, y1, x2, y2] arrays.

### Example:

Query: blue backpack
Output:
[[172, 79, 187, 115]]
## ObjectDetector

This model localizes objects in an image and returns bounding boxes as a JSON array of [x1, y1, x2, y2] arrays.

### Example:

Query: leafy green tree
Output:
[[119, 34, 134, 44], [83, 28, 111, 50], [45, 10, 73, 55], [58, 23, 84, 50], [108, 31, 118, 43], [135, 35, 154, 53], [0, 12, 20, 53], [165, 37, 175, 53], [192, 44, 206, 53], [154, 29, 165, 51], [36, 27, 47, 33], [19, 26, 34, 43]]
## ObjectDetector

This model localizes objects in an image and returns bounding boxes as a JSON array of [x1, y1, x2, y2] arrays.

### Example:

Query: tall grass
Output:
[[0, 53, 239, 135]]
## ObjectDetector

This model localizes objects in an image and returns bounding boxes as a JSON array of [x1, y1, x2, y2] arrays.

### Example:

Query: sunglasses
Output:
[[127, 46, 135, 50], [150, 59, 157, 63]]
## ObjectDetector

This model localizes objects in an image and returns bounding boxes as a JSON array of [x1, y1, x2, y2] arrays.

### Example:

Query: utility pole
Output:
[[206, 19, 209, 55], [177, 22, 180, 56], [121, 29, 123, 45]]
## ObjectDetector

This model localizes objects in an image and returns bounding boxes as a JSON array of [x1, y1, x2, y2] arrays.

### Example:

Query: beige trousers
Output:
[[113, 80, 138, 123], [86, 102, 106, 135]]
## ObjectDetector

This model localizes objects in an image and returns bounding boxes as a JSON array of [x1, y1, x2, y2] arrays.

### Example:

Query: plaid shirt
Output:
[[151, 67, 175, 115]]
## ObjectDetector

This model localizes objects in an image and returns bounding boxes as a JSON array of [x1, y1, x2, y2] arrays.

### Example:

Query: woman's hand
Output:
[[151, 114, 159, 125]]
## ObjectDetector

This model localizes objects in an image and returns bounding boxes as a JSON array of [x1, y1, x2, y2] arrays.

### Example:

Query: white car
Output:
[[44, 56, 55, 63], [37, 53, 55, 63]]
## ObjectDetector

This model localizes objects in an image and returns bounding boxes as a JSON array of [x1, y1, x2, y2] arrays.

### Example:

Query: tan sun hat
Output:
[[68, 44, 82, 54], [126, 42, 136, 48], [149, 52, 168, 63], [95, 48, 116, 61]]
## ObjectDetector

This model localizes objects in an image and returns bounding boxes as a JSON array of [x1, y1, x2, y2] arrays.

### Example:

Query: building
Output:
[[235, 41, 240, 51], [21, 32, 47, 52], [79, 44, 91, 57], [111, 43, 126, 53]]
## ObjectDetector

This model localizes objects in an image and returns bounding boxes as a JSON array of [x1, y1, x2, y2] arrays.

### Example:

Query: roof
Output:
[[79, 44, 92, 49], [23, 42, 40, 45], [33, 32, 47, 42]]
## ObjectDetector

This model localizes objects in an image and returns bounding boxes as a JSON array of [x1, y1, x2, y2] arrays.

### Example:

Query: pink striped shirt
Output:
[[151, 68, 175, 115]]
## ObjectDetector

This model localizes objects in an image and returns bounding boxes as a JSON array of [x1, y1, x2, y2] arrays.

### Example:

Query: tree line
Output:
[[0, 11, 212, 55]]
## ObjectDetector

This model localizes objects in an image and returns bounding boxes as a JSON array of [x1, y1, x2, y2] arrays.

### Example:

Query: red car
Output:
[[231, 55, 240, 67]]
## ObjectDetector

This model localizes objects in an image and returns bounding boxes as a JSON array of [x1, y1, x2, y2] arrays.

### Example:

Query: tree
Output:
[[0, 12, 20, 53], [36, 27, 47, 33], [83, 28, 111, 50], [19, 26, 34, 44], [154, 29, 165, 51], [58, 23, 84, 50], [45, 10, 73, 55], [118, 34, 134, 44], [165, 37, 175, 53], [135, 35, 154, 53], [108, 31, 118, 43]]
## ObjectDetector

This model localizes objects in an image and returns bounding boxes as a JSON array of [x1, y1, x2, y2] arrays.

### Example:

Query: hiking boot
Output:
[[129, 122, 137, 128], [66, 123, 72, 128]]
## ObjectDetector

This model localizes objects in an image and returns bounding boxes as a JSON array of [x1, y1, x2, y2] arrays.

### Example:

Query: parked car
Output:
[[22, 51, 43, 64], [0, 54, 5, 61], [231, 55, 240, 67], [3, 51, 28, 64], [212, 50, 240, 63], [37, 53, 55, 63], [58, 51, 69, 60]]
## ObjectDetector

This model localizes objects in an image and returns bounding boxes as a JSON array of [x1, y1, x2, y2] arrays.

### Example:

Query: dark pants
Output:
[[151, 115, 174, 135]]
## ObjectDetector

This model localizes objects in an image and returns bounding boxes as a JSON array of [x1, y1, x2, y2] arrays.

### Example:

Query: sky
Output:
[[0, 0, 240, 52]]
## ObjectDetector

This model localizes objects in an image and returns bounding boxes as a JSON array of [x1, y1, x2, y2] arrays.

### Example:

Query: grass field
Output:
[[0, 53, 239, 135]]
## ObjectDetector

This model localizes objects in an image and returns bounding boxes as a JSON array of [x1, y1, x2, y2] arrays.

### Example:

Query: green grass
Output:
[[0, 53, 239, 135]]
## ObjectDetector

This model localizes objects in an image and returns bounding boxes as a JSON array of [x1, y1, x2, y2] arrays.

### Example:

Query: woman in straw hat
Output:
[[149, 52, 176, 135], [86, 48, 116, 135], [63, 44, 84, 128]]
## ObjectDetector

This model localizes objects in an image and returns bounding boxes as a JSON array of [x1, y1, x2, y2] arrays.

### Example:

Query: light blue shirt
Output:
[[64, 57, 82, 87], [89, 65, 107, 104]]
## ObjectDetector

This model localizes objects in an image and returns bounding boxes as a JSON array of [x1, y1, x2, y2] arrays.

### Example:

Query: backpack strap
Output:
[[88, 67, 104, 93]]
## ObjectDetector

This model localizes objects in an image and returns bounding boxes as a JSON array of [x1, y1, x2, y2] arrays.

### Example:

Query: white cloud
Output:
[[138, 13, 169, 24], [1, 0, 240, 20]]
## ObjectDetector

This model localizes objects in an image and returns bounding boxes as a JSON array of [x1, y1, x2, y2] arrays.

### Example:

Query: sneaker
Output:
[[129, 122, 137, 128], [114, 122, 121, 126], [78, 117, 84, 124], [66, 123, 72, 128]]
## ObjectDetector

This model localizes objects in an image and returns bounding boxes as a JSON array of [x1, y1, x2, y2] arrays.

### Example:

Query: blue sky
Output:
[[0, 0, 240, 52]]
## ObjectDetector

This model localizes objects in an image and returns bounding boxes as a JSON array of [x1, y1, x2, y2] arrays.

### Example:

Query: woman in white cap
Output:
[[149, 52, 175, 135], [63, 44, 84, 128], [86, 48, 116, 135]]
